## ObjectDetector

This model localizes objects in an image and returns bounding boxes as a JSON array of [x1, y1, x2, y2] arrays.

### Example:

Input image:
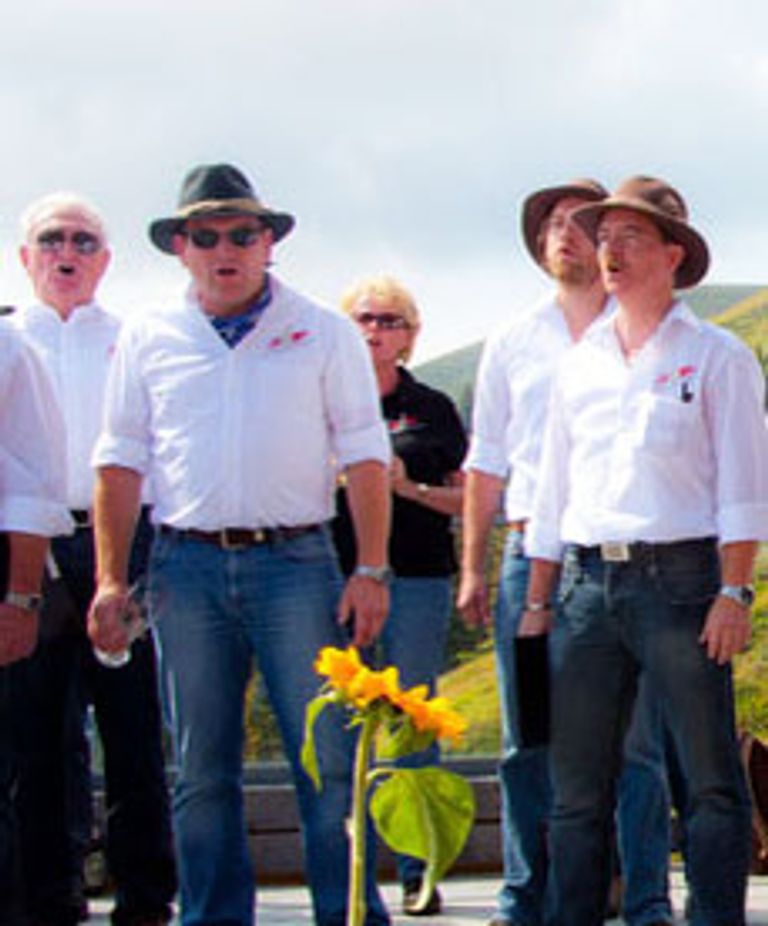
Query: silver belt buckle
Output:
[[600, 541, 631, 562]]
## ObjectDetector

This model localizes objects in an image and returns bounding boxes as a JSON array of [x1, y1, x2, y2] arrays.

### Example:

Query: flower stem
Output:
[[348, 712, 377, 926]]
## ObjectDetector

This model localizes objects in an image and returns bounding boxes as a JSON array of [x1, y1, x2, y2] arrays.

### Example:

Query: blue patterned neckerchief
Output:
[[208, 278, 272, 348]]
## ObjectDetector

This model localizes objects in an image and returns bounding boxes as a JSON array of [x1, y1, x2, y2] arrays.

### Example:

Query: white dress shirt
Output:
[[0, 320, 70, 536], [526, 301, 768, 562], [13, 301, 119, 511], [465, 296, 610, 521], [93, 277, 390, 529]]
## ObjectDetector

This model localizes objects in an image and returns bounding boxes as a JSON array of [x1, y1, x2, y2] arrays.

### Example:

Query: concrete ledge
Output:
[[91, 760, 502, 887], [245, 771, 502, 884]]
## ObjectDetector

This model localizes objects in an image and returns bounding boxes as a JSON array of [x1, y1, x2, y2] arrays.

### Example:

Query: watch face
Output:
[[722, 585, 755, 607]]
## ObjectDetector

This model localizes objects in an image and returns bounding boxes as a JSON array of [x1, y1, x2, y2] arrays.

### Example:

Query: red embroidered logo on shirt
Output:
[[267, 329, 311, 350], [388, 414, 421, 434], [654, 365, 697, 403]]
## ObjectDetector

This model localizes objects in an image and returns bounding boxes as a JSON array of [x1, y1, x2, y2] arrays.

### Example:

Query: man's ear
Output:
[[666, 242, 685, 276], [171, 231, 187, 261]]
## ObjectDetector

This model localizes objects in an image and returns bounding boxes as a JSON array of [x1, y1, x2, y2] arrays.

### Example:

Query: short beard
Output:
[[549, 257, 599, 288]]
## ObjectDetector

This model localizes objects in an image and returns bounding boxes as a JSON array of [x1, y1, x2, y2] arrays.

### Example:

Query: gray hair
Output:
[[20, 192, 108, 244]]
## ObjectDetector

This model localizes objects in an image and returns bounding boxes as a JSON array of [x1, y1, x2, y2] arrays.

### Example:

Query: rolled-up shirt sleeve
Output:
[[0, 329, 71, 536], [464, 334, 511, 478], [707, 343, 768, 542], [324, 317, 390, 468], [92, 322, 151, 474]]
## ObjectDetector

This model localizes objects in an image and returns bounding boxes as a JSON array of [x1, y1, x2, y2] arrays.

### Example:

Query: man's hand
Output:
[[337, 575, 389, 648], [0, 602, 39, 666], [699, 595, 751, 665], [518, 607, 554, 637], [456, 570, 492, 627], [87, 582, 134, 654]]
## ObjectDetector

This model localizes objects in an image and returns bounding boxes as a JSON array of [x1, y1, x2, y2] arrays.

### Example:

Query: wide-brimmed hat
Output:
[[521, 178, 608, 270], [572, 175, 709, 289], [149, 163, 295, 254]]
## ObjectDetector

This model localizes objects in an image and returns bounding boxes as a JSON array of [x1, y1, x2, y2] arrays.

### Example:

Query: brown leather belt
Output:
[[159, 523, 321, 550], [507, 520, 528, 534]]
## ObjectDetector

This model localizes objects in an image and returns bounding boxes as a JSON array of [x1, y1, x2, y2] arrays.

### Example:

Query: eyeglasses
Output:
[[352, 312, 410, 331], [36, 229, 103, 256], [183, 225, 264, 250]]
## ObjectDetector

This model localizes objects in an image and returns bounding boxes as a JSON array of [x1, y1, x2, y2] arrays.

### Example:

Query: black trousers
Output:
[[13, 514, 177, 925]]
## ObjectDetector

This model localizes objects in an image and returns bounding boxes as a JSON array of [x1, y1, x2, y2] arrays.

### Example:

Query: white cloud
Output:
[[0, 0, 767, 357]]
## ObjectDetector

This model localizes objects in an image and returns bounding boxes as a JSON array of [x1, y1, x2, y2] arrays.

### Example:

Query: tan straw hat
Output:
[[572, 175, 709, 289], [521, 178, 608, 270]]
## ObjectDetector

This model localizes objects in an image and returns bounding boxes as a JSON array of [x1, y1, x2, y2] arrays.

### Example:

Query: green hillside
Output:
[[414, 283, 768, 410]]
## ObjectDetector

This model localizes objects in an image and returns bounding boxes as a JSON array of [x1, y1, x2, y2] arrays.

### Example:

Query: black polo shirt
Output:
[[333, 368, 467, 577]]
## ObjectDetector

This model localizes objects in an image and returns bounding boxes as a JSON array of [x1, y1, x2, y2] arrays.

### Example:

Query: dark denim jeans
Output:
[[548, 539, 751, 926], [494, 531, 673, 925], [13, 513, 176, 925]]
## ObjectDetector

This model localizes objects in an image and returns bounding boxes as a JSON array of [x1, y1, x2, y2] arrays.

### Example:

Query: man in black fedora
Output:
[[522, 176, 768, 925], [88, 163, 393, 926]]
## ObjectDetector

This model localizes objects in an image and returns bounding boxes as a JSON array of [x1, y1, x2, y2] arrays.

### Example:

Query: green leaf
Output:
[[377, 717, 435, 761], [300, 692, 339, 791], [369, 767, 475, 907]]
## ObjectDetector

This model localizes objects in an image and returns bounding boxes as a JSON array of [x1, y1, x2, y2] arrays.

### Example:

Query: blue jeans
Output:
[[148, 526, 390, 926], [494, 532, 674, 926], [493, 531, 552, 925], [548, 540, 751, 926], [366, 576, 452, 885]]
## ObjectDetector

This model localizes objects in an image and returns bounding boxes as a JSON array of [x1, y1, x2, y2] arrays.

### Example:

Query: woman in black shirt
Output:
[[333, 276, 467, 917]]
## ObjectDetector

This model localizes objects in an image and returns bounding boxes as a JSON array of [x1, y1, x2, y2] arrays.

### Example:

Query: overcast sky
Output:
[[1, 0, 767, 361]]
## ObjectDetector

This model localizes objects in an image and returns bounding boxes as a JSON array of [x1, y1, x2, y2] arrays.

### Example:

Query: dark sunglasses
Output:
[[352, 312, 410, 331], [36, 229, 102, 256], [183, 225, 264, 250]]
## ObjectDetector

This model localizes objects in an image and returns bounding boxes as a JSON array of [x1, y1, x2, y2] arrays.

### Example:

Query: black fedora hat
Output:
[[149, 163, 295, 254], [521, 178, 608, 271], [572, 175, 709, 289]]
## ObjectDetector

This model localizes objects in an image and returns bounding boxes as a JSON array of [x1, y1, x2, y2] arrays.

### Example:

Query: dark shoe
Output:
[[402, 879, 442, 916]]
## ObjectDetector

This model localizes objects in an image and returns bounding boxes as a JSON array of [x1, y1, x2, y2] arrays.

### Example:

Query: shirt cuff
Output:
[[718, 502, 768, 544], [335, 421, 391, 469], [524, 529, 564, 563], [92, 434, 150, 474], [463, 438, 508, 477], [0, 497, 73, 537]]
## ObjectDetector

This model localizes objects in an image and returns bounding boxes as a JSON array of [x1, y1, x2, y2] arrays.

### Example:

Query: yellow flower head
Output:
[[314, 646, 363, 694], [347, 665, 401, 708], [312, 646, 467, 744]]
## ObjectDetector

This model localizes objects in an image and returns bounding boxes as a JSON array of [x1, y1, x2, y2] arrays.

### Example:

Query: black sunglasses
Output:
[[183, 225, 264, 250], [352, 312, 411, 331], [36, 229, 103, 256]]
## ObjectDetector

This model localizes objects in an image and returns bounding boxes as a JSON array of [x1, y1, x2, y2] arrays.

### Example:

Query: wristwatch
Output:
[[4, 591, 43, 612], [354, 565, 394, 585], [719, 584, 756, 608]]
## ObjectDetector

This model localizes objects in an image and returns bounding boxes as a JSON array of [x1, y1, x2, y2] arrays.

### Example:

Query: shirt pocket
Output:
[[636, 393, 696, 454]]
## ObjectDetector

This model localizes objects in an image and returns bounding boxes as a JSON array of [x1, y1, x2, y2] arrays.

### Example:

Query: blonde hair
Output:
[[340, 274, 421, 362], [20, 192, 108, 244]]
